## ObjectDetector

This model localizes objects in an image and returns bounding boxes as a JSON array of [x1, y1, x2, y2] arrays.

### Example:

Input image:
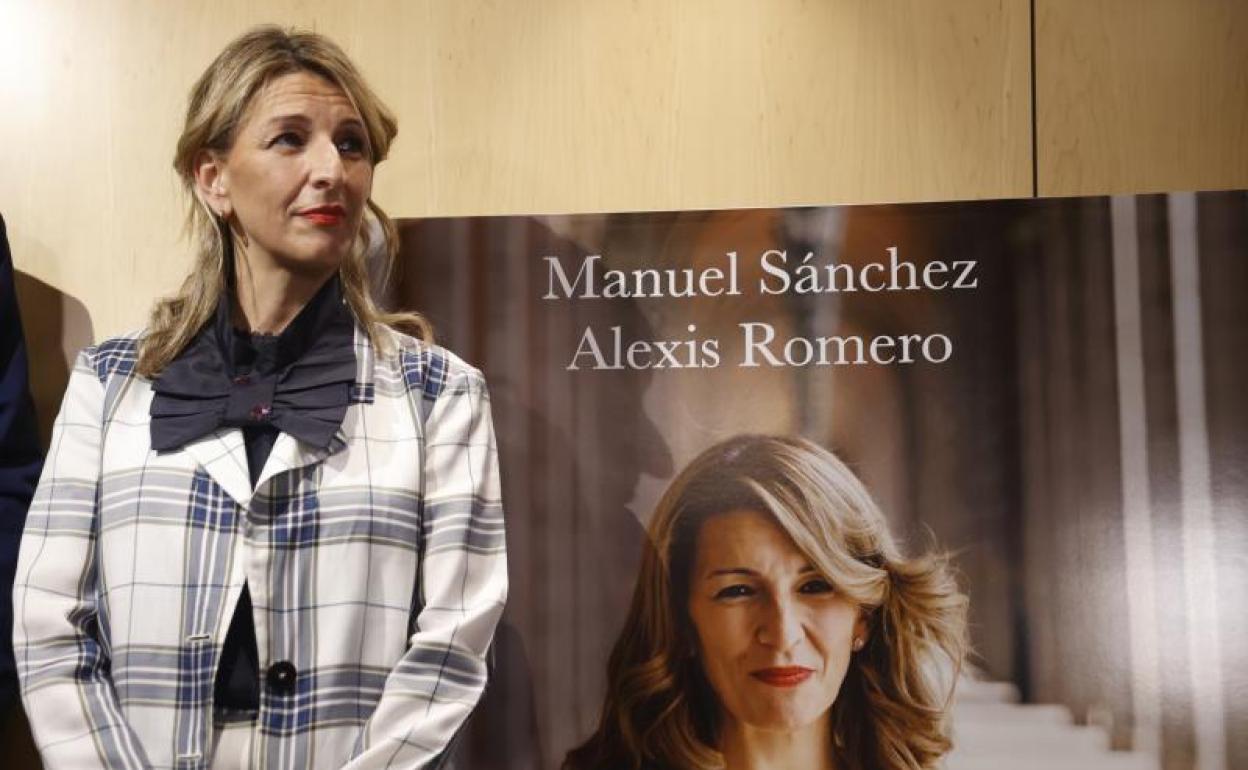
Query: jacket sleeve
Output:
[[13, 349, 151, 769], [344, 366, 508, 770]]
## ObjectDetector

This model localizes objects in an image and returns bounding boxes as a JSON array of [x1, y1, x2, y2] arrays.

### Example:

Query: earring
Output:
[[851, 637, 865, 652]]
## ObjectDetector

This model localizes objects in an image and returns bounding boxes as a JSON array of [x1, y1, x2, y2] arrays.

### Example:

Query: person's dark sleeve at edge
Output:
[[0, 213, 44, 715]]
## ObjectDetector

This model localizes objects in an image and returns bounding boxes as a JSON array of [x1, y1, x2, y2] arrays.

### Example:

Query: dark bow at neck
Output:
[[149, 276, 357, 453]]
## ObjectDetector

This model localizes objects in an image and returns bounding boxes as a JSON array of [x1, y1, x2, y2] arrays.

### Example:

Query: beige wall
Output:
[[1, 0, 1245, 345], [1037, 0, 1248, 196], [1033, 0, 1248, 197]]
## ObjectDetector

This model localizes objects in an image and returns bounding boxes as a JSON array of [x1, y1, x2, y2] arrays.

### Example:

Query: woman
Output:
[[564, 435, 967, 770], [14, 27, 506, 770]]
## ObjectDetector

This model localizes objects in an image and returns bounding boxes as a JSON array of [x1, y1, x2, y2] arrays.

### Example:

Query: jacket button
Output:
[[249, 403, 272, 422], [266, 660, 297, 694]]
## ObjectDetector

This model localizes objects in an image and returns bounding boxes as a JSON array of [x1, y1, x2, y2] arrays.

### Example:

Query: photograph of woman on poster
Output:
[[564, 434, 967, 770], [12, 27, 506, 770]]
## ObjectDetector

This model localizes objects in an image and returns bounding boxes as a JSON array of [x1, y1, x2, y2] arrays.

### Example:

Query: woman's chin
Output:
[[732, 697, 831, 735], [270, 248, 348, 278]]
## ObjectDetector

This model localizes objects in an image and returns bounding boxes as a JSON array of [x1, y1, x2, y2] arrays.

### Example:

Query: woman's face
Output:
[[200, 70, 373, 276], [687, 508, 863, 735]]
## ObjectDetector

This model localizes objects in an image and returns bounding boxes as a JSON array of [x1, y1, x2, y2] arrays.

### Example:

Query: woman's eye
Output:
[[336, 134, 367, 156], [713, 584, 755, 600], [798, 578, 834, 595], [270, 131, 304, 148]]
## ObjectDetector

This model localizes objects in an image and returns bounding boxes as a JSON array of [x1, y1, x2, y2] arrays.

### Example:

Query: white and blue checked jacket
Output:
[[13, 323, 507, 769]]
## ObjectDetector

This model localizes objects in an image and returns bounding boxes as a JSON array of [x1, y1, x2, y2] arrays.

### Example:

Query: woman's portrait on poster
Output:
[[564, 434, 968, 770]]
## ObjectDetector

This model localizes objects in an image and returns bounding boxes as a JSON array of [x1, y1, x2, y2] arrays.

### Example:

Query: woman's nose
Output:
[[756, 597, 804, 650], [308, 136, 345, 188]]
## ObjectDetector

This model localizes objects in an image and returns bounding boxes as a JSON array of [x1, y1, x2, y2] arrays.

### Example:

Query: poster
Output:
[[395, 191, 1247, 770]]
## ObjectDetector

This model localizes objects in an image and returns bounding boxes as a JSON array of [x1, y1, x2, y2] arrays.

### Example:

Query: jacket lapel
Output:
[[180, 428, 254, 509], [254, 429, 347, 492]]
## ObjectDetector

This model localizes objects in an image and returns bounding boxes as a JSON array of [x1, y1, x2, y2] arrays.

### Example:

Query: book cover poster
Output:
[[396, 191, 1247, 770]]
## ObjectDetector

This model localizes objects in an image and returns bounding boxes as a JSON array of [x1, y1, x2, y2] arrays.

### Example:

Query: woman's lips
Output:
[[298, 206, 345, 226], [750, 666, 814, 688]]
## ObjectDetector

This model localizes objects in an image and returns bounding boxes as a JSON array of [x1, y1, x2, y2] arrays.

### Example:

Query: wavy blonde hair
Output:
[[137, 25, 428, 377], [564, 434, 969, 770]]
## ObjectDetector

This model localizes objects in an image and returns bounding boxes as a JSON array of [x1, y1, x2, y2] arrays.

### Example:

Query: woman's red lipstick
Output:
[[751, 667, 813, 688], [299, 205, 345, 225]]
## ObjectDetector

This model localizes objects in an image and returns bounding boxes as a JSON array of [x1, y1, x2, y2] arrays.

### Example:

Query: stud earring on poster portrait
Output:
[[850, 602, 872, 654]]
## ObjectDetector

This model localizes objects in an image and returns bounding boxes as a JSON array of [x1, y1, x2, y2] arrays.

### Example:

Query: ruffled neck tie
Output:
[[149, 276, 357, 454]]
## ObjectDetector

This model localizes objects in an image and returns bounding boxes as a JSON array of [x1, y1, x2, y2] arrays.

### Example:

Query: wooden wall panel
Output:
[[1036, 0, 1248, 197], [0, 0, 1030, 341]]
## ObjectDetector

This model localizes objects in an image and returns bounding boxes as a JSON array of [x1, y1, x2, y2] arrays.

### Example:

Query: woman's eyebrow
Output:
[[706, 565, 818, 577], [262, 114, 312, 129], [707, 567, 757, 577]]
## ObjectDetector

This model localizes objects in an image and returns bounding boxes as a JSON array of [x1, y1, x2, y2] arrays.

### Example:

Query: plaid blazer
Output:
[[13, 324, 507, 769]]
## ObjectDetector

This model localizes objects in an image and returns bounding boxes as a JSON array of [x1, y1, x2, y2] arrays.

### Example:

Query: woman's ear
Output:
[[193, 150, 231, 219]]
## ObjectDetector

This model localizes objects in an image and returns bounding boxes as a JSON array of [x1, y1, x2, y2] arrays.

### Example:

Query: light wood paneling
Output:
[[1037, 0, 1248, 197], [0, 0, 1030, 341], [374, 0, 1032, 215]]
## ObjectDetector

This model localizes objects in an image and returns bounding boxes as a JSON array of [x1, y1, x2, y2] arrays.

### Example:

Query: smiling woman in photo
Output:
[[564, 434, 967, 770], [13, 27, 506, 769]]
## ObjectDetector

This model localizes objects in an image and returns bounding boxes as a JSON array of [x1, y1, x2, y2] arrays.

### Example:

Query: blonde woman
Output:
[[564, 435, 967, 770], [14, 27, 506, 769]]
